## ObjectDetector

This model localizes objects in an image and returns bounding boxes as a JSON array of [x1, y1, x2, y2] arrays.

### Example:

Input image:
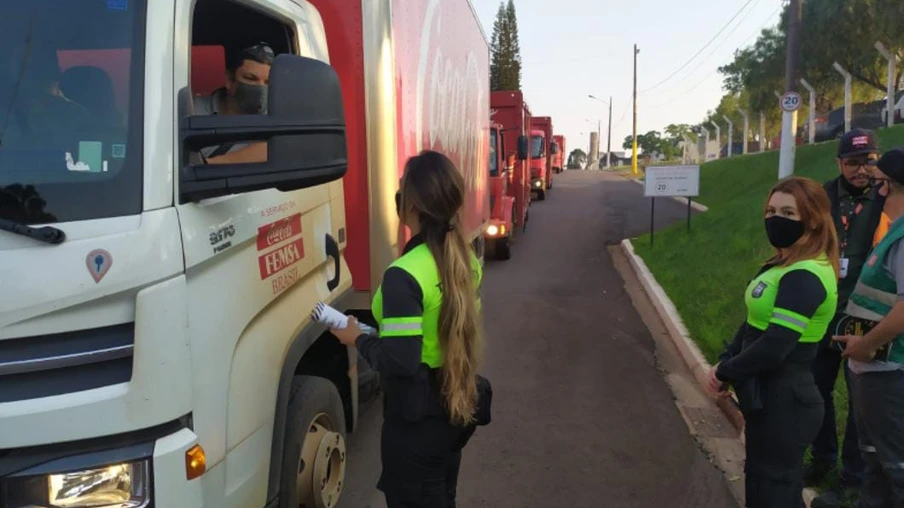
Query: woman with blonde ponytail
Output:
[[332, 150, 490, 507]]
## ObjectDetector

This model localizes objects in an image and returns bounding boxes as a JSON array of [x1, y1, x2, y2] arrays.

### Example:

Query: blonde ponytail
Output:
[[430, 224, 482, 425]]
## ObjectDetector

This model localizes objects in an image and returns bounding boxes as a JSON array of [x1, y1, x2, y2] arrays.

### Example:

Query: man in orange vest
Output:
[[811, 129, 884, 508]]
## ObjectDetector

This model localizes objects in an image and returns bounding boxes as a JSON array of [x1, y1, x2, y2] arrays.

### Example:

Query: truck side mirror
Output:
[[550, 142, 559, 155], [178, 54, 348, 203], [517, 135, 529, 161]]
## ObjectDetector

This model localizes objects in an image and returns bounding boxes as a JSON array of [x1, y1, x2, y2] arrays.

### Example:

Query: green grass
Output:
[[631, 126, 904, 469]]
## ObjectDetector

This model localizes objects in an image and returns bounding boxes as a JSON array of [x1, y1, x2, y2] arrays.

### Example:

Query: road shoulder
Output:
[[609, 243, 746, 506]]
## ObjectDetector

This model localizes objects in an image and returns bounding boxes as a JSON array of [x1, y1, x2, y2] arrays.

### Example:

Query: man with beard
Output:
[[810, 129, 882, 508]]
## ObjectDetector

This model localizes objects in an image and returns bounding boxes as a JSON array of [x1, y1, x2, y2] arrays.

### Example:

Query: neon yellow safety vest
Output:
[[372, 243, 482, 368], [744, 256, 838, 342]]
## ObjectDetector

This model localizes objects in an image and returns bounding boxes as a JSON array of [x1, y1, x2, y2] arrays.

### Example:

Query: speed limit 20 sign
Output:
[[780, 92, 802, 112]]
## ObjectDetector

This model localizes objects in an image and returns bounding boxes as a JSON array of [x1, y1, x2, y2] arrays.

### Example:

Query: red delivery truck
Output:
[[488, 91, 532, 260], [553, 135, 566, 173], [530, 116, 557, 200]]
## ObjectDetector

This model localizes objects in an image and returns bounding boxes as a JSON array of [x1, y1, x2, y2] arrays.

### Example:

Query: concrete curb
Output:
[[627, 179, 710, 212], [619, 239, 745, 437]]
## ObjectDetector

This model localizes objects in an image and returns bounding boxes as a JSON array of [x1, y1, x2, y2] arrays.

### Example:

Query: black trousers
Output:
[[811, 343, 865, 485], [377, 416, 476, 508], [744, 380, 824, 508], [850, 369, 904, 508]]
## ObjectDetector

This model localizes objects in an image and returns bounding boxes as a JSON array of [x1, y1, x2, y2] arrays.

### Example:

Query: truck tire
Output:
[[279, 376, 347, 508], [537, 189, 545, 201], [495, 236, 511, 260]]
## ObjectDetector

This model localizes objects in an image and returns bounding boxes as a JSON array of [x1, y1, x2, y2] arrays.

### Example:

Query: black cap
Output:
[[878, 148, 904, 185], [838, 128, 879, 158], [227, 42, 275, 72]]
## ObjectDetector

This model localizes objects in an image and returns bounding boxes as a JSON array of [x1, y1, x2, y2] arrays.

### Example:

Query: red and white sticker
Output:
[[259, 238, 305, 280], [257, 213, 302, 251]]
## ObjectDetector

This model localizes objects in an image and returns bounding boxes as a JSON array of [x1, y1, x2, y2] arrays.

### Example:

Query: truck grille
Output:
[[0, 324, 134, 403]]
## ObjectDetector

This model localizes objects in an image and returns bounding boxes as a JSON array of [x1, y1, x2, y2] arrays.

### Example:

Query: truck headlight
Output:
[[487, 225, 499, 236], [6, 460, 150, 508]]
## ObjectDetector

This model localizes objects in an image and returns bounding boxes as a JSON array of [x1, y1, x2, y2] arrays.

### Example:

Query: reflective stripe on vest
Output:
[[847, 216, 904, 364], [745, 256, 838, 343], [372, 243, 482, 369]]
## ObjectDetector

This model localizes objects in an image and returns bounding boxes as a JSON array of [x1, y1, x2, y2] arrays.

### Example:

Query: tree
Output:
[[622, 131, 679, 159], [490, 0, 522, 91], [567, 149, 587, 169]]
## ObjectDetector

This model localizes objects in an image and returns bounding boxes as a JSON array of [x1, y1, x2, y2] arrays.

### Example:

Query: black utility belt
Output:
[[835, 314, 894, 361], [384, 370, 492, 426]]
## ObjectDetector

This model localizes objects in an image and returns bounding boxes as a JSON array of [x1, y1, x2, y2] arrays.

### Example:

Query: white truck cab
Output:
[[0, 1, 359, 507]]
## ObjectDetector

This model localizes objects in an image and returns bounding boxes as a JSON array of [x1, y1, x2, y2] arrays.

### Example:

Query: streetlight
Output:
[[589, 94, 613, 169]]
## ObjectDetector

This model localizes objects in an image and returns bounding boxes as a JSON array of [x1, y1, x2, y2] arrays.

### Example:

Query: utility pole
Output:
[[778, 0, 802, 179], [607, 96, 612, 169], [632, 44, 639, 175], [589, 94, 614, 168]]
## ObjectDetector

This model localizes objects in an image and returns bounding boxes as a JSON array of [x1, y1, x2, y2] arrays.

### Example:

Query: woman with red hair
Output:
[[708, 176, 840, 508]]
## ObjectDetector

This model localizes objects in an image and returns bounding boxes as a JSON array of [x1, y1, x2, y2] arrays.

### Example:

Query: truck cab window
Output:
[[0, 2, 145, 224], [489, 129, 498, 177], [190, 0, 295, 164], [531, 135, 544, 158]]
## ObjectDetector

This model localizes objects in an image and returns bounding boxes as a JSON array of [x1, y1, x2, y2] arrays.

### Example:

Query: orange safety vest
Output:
[[874, 212, 892, 247]]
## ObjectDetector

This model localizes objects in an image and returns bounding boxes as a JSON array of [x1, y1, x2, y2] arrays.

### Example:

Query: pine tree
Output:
[[490, 0, 522, 91], [505, 0, 522, 90]]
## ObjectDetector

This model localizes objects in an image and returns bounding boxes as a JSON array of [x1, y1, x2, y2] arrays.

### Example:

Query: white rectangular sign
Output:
[[643, 165, 700, 198]]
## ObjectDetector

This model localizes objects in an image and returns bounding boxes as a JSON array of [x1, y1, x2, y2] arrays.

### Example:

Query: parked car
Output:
[[809, 101, 885, 142], [880, 91, 904, 125]]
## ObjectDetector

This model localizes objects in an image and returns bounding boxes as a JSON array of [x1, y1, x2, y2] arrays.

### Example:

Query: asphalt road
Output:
[[337, 170, 736, 508]]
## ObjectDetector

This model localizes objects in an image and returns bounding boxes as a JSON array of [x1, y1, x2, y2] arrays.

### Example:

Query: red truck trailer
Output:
[[553, 135, 566, 173], [488, 91, 532, 259], [530, 116, 557, 199], [311, 0, 491, 299]]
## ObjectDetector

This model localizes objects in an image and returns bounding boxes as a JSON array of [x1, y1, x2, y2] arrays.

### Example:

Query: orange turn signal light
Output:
[[185, 444, 207, 480]]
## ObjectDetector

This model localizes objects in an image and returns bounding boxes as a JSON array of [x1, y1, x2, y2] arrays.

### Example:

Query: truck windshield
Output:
[[531, 135, 544, 159], [489, 129, 498, 176], [0, 1, 145, 225]]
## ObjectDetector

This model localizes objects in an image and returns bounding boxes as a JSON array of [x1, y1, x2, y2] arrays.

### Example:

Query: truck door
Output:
[[171, 0, 351, 504]]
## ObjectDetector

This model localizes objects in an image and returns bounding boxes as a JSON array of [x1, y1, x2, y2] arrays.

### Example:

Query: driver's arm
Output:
[[206, 142, 268, 164]]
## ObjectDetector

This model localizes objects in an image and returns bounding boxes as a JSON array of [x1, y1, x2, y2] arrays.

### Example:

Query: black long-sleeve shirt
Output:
[[355, 266, 425, 378], [716, 268, 827, 383]]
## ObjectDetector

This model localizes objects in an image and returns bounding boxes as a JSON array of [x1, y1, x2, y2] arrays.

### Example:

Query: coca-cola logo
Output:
[[415, 0, 487, 180], [257, 213, 302, 251], [266, 220, 293, 247]]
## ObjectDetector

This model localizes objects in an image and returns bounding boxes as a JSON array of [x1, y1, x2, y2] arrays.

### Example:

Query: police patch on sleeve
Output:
[[752, 281, 767, 298]]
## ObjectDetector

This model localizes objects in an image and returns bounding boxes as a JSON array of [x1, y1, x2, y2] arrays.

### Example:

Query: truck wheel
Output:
[[537, 190, 546, 201], [495, 236, 511, 260], [546, 179, 552, 190], [280, 376, 347, 508]]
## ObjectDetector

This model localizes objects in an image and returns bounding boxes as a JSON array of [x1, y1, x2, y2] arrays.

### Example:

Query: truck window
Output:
[[489, 128, 498, 177], [531, 135, 544, 158], [190, 0, 296, 163], [0, 2, 145, 224]]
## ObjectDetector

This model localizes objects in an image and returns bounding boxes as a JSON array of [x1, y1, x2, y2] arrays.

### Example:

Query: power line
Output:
[[640, 0, 757, 93], [643, 3, 783, 111], [644, 0, 765, 96]]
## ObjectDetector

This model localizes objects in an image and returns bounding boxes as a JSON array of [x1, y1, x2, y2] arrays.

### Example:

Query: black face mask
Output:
[[395, 190, 401, 218], [233, 81, 268, 114], [765, 216, 804, 248]]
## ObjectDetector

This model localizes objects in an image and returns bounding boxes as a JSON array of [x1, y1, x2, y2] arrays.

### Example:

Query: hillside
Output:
[[632, 126, 904, 363]]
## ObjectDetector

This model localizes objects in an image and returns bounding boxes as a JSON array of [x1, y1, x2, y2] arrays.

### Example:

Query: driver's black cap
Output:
[[838, 128, 879, 158], [878, 148, 904, 185]]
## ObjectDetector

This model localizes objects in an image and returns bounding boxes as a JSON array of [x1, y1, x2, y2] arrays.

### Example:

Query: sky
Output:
[[471, 0, 786, 157]]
